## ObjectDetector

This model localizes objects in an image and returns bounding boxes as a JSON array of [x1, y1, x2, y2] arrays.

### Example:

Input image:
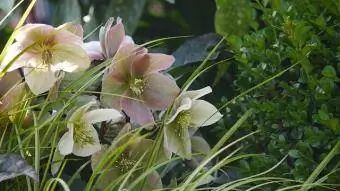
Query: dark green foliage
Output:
[[216, 0, 340, 185]]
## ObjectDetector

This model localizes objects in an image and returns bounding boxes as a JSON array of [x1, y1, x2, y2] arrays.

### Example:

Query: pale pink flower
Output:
[[101, 41, 180, 125], [1, 23, 90, 95]]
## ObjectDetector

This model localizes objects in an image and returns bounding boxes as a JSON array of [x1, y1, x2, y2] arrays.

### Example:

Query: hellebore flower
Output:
[[163, 86, 223, 159], [83, 17, 129, 61], [57, 101, 123, 157], [1, 23, 90, 95], [101, 41, 180, 125], [91, 123, 168, 190], [0, 70, 26, 125]]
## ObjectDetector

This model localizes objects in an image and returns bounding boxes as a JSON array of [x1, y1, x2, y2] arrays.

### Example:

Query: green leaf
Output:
[[0, 154, 38, 182], [288, 150, 301, 158], [215, 0, 256, 36], [321, 65, 336, 78]]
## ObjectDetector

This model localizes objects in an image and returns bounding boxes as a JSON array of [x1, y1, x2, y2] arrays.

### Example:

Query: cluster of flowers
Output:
[[0, 18, 222, 189]]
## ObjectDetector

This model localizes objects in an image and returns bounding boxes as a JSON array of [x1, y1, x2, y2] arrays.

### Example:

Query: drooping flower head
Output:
[[164, 86, 223, 159], [91, 123, 169, 190], [101, 41, 180, 125], [83, 17, 127, 61], [1, 23, 90, 95], [57, 100, 123, 157]]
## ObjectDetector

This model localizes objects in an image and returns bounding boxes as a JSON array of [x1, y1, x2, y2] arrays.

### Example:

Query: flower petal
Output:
[[51, 148, 65, 176], [54, 29, 83, 46], [106, 17, 125, 58], [72, 124, 101, 157], [164, 123, 191, 159], [112, 40, 135, 76], [57, 23, 83, 38], [58, 129, 74, 156], [23, 67, 58, 95], [132, 53, 175, 76], [191, 136, 211, 155], [1, 42, 35, 72], [189, 100, 223, 128], [180, 86, 212, 101], [143, 73, 180, 109], [100, 71, 127, 108], [83, 41, 104, 61], [15, 24, 55, 46], [51, 44, 90, 73], [121, 96, 154, 125], [84, 109, 123, 124], [166, 97, 192, 124]]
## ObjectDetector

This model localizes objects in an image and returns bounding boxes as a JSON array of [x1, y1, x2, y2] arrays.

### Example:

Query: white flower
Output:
[[1, 23, 90, 95], [58, 101, 123, 157], [163, 86, 223, 159]]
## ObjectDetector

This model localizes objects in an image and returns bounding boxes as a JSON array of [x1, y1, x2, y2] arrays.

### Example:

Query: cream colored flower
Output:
[[58, 101, 123, 157], [164, 86, 223, 159], [1, 23, 90, 95]]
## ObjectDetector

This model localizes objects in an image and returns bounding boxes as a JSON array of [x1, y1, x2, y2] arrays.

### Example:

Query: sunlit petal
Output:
[[51, 44, 90, 72], [84, 109, 123, 124], [58, 128, 74, 156], [189, 100, 223, 128], [23, 67, 58, 95]]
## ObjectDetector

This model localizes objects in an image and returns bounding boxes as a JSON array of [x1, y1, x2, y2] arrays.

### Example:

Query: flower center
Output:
[[129, 78, 145, 97], [173, 111, 191, 137], [73, 121, 95, 146], [114, 152, 140, 173], [42, 50, 53, 66]]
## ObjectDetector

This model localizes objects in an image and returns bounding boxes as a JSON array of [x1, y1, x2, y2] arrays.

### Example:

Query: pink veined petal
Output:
[[121, 94, 154, 125], [132, 53, 175, 76], [143, 73, 180, 109], [83, 41, 104, 61], [54, 29, 83, 46], [100, 71, 128, 108], [23, 67, 58, 95], [15, 24, 55, 46], [50, 44, 90, 73], [99, 17, 115, 58], [106, 17, 125, 58], [112, 41, 135, 76], [57, 22, 84, 38], [1, 42, 36, 72]]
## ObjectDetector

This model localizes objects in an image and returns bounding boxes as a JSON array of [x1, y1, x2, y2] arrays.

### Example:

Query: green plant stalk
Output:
[[300, 141, 340, 191]]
